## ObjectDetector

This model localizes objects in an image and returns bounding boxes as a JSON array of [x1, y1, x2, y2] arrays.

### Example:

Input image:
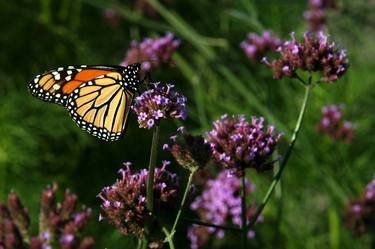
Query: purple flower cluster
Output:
[[207, 114, 282, 174], [98, 161, 179, 238], [0, 185, 93, 249], [304, 0, 337, 32], [316, 104, 356, 143], [132, 83, 188, 129], [121, 32, 181, 71], [164, 127, 212, 171], [343, 176, 375, 236], [188, 170, 259, 249], [262, 32, 348, 83], [240, 31, 281, 62]]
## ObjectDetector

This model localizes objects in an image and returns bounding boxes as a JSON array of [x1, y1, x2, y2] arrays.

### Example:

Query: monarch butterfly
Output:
[[28, 64, 144, 141]]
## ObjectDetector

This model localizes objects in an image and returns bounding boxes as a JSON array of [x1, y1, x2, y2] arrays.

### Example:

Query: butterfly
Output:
[[28, 64, 145, 141]]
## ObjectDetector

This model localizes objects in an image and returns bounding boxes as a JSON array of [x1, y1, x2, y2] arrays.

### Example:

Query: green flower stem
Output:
[[248, 83, 312, 228], [146, 125, 160, 212], [137, 238, 142, 249], [162, 227, 175, 249], [181, 217, 242, 232], [273, 156, 283, 244], [169, 168, 197, 239], [141, 236, 148, 249], [241, 171, 248, 249]]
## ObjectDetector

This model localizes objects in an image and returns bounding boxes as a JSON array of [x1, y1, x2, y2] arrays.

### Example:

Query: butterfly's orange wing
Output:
[[28, 65, 122, 106], [66, 72, 134, 141], [28, 64, 141, 141]]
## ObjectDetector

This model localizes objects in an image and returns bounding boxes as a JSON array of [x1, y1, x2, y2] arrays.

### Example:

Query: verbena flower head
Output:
[[262, 31, 348, 83], [343, 176, 375, 236], [132, 83, 188, 129], [303, 0, 337, 32], [165, 126, 212, 172], [316, 104, 356, 143], [0, 185, 93, 249], [240, 31, 281, 62], [188, 170, 260, 249], [98, 161, 179, 239], [121, 32, 181, 71], [207, 114, 282, 174]]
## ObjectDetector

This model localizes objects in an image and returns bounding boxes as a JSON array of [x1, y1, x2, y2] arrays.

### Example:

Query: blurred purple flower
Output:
[[121, 32, 181, 71], [316, 104, 356, 143], [207, 114, 282, 174], [98, 161, 179, 238], [240, 31, 281, 62], [102, 8, 121, 27], [188, 170, 260, 249], [263, 31, 348, 83], [132, 83, 188, 129], [343, 176, 375, 236], [132, 0, 172, 18], [304, 0, 337, 32], [0, 185, 93, 249]]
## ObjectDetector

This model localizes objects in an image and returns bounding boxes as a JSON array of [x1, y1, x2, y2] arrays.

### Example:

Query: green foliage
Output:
[[1, 0, 375, 248]]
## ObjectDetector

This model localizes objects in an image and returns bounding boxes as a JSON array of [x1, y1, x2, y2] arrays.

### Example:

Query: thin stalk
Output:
[[248, 83, 312, 228], [181, 217, 241, 232], [136, 238, 142, 249], [273, 156, 283, 246], [169, 168, 197, 238], [141, 237, 148, 249], [146, 125, 160, 212], [295, 74, 308, 87], [162, 227, 175, 249], [241, 172, 248, 249]]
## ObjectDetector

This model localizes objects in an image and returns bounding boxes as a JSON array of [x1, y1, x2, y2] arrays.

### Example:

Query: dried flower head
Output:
[[343, 177, 375, 236], [262, 31, 348, 83], [316, 104, 356, 143], [121, 32, 181, 71], [0, 185, 93, 249], [240, 31, 281, 62], [98, 161, 179, 239], [207, 114, 282, 174], [132, 83, 188, 129], [165, 127, 212, 171], [188, 170, 260, 249]]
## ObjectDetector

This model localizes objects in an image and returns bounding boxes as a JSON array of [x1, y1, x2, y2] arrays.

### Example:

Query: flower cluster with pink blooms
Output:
[[262, 31, 348, 83], [121, 33, 181, 72], [188, 170, 260, 249], [132, 83, 188, 129], [97, 161, 179, 239], [240, 31, 281, 62], [343, 176, 375, 236], [316, 104, 356, 143], [207, 114, 282, 174], [0, 185, 93, 249]]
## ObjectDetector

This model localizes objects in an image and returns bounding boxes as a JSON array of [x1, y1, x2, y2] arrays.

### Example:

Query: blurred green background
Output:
[[1, 0, 375, 248]]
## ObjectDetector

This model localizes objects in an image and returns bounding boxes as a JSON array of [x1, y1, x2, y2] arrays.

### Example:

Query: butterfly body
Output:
[[29, 64, 142, 141]]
